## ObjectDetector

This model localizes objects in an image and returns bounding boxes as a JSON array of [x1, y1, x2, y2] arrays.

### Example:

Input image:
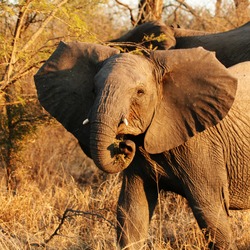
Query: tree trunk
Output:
[[215, 0, 222, 17], [138, 0, 163, 25], [0, 0, 70, 194], [0, 1, 29, 193], [234, 0, 249, 25]]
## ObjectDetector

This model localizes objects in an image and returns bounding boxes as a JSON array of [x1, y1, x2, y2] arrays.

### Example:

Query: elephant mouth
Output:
[[110, 134, 136, 164]]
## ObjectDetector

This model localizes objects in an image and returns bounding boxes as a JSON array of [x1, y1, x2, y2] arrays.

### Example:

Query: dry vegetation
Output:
[[0, 123, 249, 249]]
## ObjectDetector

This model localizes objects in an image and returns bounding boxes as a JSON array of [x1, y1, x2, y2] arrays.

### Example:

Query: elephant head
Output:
[[34, 42, 237, 173]]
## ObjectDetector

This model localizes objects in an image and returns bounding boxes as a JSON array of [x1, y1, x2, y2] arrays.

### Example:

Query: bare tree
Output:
[[0, 0, 101, 192], [137, 0, 163, 24]]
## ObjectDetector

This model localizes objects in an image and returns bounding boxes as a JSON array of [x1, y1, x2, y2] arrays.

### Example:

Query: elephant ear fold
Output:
[[144, 47, 237, 154], [34, 41, 119, 146]]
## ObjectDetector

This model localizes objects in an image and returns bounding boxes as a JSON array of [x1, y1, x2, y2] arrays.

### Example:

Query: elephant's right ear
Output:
[[145, 47, 237, 154], [34, 41, 119, 146]]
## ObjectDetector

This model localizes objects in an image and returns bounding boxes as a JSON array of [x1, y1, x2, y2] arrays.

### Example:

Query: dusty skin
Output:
[[35, 42, 250, 250]]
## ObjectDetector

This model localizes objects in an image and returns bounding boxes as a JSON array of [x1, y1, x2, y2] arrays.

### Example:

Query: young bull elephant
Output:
[[34, 42, 250, 250]]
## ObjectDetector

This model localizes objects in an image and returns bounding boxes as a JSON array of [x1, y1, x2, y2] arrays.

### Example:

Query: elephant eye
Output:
[[137, 88, 145, 96]]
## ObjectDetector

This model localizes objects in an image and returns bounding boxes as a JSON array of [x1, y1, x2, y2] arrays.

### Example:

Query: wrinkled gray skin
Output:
[[111, 21, 250, 67], [34, 42, 250, 250]]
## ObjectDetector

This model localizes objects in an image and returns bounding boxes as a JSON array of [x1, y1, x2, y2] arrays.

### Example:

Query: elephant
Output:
[[34, 41, 250, 250], [110, 20, 250, 67]]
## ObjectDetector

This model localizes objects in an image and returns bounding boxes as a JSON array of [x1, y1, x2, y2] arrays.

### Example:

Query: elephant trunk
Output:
[[90, 114, 136, 174]]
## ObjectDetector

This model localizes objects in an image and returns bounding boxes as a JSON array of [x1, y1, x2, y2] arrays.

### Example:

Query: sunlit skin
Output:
[[35, 42, 250, 250]]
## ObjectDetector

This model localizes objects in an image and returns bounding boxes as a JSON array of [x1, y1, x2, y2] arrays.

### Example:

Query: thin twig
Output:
[[105, 41, 155, 55], [174, 0, 200, 19], [44, 208, 116, 244]]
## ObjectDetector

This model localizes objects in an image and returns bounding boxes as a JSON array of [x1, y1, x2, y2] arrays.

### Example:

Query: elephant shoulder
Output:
[[229, 62, 250, 116], [229, 61, 250, 96]]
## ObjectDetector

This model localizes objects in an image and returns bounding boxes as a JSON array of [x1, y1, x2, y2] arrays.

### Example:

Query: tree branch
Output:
[[136, 0, 148, 26], [1, 0, 32, 90], [173, 0, 209, 30], [115, 0, 136, 25], [0, 60, 45, 91], [21, 0, 69, 53]]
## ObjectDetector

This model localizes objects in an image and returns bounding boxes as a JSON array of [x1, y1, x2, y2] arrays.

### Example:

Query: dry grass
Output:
[[0, 122, 249, 250]]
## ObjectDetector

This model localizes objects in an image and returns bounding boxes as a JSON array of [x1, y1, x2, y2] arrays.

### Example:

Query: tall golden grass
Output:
[[0, 122, 249, 249]]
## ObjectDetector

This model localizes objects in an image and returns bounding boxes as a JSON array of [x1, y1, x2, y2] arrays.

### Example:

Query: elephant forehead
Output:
[[96, 54, 153, 84]]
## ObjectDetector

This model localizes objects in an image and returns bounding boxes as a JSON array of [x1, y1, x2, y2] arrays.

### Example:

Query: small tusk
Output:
[[82, 118, 89, 125], [123, 117, 128, 126]]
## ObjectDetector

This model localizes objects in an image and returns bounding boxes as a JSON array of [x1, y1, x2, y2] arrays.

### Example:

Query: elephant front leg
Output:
[[117, 172, 158, 250]]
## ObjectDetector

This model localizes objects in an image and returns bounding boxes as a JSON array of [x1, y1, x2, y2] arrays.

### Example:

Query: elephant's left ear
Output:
[[34, 42, 119, 157], [145, 47, 237, 154]]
